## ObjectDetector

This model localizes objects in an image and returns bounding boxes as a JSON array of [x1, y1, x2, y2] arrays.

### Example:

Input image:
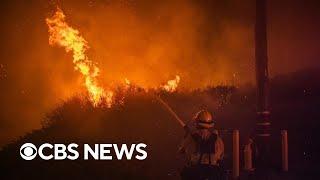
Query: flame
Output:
[[46, 7, 182, 107], [162, 75, 180, 92], [46, 8, 113, 107], [124, 78, 131, 86], [123, 78, 131, 90]]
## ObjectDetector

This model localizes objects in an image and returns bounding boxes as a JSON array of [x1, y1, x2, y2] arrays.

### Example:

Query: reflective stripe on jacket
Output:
[[180, 130, 224, 166]]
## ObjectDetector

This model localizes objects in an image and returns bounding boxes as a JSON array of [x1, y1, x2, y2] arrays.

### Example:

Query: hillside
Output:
[[1, 68, 320, 179]]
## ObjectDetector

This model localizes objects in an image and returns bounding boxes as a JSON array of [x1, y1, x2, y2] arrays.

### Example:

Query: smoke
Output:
[[0, 0, 319, 145], [62, 0, 255, 89]]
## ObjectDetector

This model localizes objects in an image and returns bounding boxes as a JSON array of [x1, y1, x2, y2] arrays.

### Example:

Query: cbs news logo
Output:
[[20, 143, 147, 160]]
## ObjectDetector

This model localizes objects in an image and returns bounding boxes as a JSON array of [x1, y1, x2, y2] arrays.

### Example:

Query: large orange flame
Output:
[[46, 8, 113, 107], [46, 7, 181, 107]]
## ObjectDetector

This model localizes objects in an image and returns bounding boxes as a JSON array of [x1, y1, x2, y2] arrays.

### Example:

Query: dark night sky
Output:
[[0, 0, 319, 145]]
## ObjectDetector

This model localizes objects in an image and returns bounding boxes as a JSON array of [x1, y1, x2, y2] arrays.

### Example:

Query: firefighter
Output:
[[179, 110, 225, 180]]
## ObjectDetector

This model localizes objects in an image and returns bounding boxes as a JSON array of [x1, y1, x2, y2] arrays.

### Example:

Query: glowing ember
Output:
[[46, 8, 113, 107], [162, 75, 180, 92]]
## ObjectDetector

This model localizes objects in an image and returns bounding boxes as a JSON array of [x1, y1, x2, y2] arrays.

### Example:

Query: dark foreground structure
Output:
[[254, 0, 272, 173]]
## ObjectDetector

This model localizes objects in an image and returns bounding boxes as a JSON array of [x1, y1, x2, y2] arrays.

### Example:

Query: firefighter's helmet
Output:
[[193, 110, 215, 129]]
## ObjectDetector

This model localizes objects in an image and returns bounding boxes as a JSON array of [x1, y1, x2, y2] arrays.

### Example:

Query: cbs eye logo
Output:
[[20, 143, 37, 160]]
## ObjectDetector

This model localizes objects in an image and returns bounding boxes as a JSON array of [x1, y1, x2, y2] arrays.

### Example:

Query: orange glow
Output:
[[46, 7, 182, 107], [46, 8, 113, 107], [162, 75, 180, 92]]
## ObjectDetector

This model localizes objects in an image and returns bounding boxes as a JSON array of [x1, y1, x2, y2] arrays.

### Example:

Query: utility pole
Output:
[[254, 0, 271, 170]]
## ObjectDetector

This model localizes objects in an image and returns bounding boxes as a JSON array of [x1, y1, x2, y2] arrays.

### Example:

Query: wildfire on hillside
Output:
[[46, 7, 180, 107]]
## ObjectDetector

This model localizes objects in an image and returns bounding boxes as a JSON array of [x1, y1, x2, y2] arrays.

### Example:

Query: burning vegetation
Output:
[[161, 75, 181, 93], [46, 8, 111, 107], [46, 7, 181, 107]]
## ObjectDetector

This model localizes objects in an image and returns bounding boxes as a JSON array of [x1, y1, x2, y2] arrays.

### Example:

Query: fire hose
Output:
[[155, 96, 234, 134], [154, 95, 186, 127]]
